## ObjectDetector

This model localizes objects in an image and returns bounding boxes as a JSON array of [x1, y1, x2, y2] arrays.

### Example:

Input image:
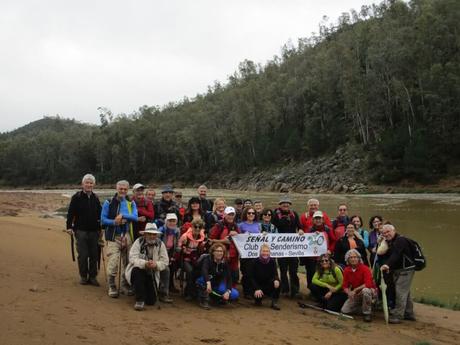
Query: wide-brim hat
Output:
[[139, 223, 162, 235]]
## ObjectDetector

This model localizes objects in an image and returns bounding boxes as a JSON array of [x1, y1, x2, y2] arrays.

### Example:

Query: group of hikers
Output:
[[66, 174, 425, 324]]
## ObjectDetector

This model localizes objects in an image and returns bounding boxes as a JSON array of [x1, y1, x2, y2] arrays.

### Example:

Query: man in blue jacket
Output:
[[101, 180, 138, 298]]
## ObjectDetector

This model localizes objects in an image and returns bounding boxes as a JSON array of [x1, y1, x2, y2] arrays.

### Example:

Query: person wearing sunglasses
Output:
[[260, 208, 278, 234], [178, 218, 207, 300], [238, 207, 261, 298], [310, 254, 347, 312]]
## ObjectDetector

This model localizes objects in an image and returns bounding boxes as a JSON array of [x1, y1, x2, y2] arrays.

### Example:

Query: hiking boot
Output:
[[404, 315, 416, 321], [79, 277, 89, 285], [363, 314, 372, 322], [159, 295, 173, 303], [134, 301, 145, 311], [88, 278, 100, 287], [271, 300, 281, 311], [108, 285, 119, 298], [199, 299, 210, 310], [389, 318, 402, 324], [120, 285, 134, 296], [254, 299, 262, 307]]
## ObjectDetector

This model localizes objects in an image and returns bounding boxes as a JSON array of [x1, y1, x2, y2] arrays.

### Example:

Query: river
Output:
[[16, 188, 460, 306]]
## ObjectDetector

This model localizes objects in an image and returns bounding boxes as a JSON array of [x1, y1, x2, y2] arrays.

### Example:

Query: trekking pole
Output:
[[150, 269, 161, 310], [298, 302, 354, 320], [70, 232, 76, 262], [117, 245, 122, 296]]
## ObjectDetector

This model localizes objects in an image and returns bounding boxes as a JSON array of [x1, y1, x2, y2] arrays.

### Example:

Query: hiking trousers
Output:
[[254, 282, 280, 303], [131, 267, 157, 305], [106, 240, 129, 287], [75, 230, 99, 279], [341, 287, 376, 315], [391, 269, 415, 319], [278, 257, 299, 295], [309, 284, 347, 312]]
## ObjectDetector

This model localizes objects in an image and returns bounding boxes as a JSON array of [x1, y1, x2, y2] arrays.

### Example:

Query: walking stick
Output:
[[150, 269, 161, 310], [380, 270, 389, 324], [70, 233, 76, 262], [117, 246, 122, 296], [298, 302, 354, 319]]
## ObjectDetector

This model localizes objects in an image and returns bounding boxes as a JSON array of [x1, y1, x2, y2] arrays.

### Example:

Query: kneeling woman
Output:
[[197, 243, 239, 309], [310, 254, 347, 312], [248, 244, 281, 310]]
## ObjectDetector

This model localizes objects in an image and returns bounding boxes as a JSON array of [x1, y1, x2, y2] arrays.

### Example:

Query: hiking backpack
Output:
[[403, 236, 426, 271]]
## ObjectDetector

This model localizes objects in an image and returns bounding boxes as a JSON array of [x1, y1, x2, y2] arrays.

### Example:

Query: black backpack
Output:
[[402, 236, 426, 271]]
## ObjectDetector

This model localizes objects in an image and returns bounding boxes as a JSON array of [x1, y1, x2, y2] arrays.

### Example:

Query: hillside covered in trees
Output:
[[0, 0, 459, 188]]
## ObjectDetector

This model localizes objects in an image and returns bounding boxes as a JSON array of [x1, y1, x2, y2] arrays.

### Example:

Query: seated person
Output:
[[196, 243, 239, 309], [341, 249, 377, 322], [310, 254, 347, 312], [125, 223, 169, 311], [248, 244, 281, 310]]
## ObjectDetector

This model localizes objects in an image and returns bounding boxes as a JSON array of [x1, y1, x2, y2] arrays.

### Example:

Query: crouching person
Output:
[[341, 249, 377, 322], [125, 223, 169, 311], [248, 244, 281, 310], [196, 243, 239, 309]]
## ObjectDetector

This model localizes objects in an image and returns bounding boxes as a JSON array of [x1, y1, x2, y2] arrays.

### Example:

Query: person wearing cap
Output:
[[302, 210, 336, 288], [154, 185, 180, 227], [341, 249, 377, 322], [132, 183, 154, 240], [209, 206, 241, 286], [299, 198, 333, 231], [101, 180, 138, 298], [272, 196, 301, 298], [66, 174, 102, 286], [197, 185, 214, 212], [234, 198, 244, 223], [157, 213, 180, 301], [125, 223, 169, 310]]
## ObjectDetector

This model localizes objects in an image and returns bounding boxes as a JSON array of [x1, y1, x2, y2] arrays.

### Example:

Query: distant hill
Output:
[[0, 0, 459, 188]]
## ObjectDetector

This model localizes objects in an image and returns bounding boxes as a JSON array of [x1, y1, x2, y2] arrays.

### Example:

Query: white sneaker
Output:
[[134, 301, 145, 311], [108, 286, 119, 298]]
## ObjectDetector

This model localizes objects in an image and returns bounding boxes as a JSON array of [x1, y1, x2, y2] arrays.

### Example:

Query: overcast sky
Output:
[[0, 0, 377, 132]]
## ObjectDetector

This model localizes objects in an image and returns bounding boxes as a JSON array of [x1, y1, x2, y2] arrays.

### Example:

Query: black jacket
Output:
[[248, 258, 279, 290], [66, 191, 101, 232], [383, 233, 414, 270], [200, 254, 232, 290], [272, 208, 300, 233], [334, 236, 369, 266]]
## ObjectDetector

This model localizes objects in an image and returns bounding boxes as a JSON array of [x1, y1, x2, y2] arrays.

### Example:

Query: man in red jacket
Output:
[[300, 198, 333, 231], [132, 183, 154, 240], [341, 249, 377, 322]]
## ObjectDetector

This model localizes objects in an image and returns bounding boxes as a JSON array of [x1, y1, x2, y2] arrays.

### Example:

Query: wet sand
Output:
[[0, 192, 459, 345]]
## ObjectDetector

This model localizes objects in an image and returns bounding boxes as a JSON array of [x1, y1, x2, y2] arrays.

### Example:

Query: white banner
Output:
[[232, 233, 327, 259]]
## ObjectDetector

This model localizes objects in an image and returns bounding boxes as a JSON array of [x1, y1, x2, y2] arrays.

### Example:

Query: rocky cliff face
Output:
[[205, 147, 370, 194]]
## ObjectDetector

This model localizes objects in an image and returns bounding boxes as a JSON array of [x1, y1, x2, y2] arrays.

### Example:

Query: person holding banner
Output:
[[302, 211, 336, 288], [272, 196, 301, 298], [238, 206, 261, 298], [248, 244, 281, 310]]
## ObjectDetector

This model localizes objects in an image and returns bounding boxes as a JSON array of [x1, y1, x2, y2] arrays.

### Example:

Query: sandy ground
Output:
[[0, 192, 459, 345]]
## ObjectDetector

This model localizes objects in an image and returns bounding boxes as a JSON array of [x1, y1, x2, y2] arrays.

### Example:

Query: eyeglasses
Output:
[[339, 208, 347, 211], [320, 259, 329, 263], [247, 212, 255, 215], [193, 225, 201, 229], [263, 213, 272, 217]]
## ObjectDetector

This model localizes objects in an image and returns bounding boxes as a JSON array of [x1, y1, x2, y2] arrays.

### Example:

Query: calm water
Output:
[[14, 189, 460, 305]]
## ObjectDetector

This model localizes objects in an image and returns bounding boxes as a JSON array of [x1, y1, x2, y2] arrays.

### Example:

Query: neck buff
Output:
[[259, 254, 271, 264]]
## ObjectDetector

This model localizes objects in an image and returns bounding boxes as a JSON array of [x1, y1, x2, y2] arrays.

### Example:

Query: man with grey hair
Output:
[[380, 224, 417, 324], [66, 174, 102, 286], [299, 198, 333, 231], [341, 249, 377, 322], [197, 184, 213, 212], [101, 180, 138, 297]]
